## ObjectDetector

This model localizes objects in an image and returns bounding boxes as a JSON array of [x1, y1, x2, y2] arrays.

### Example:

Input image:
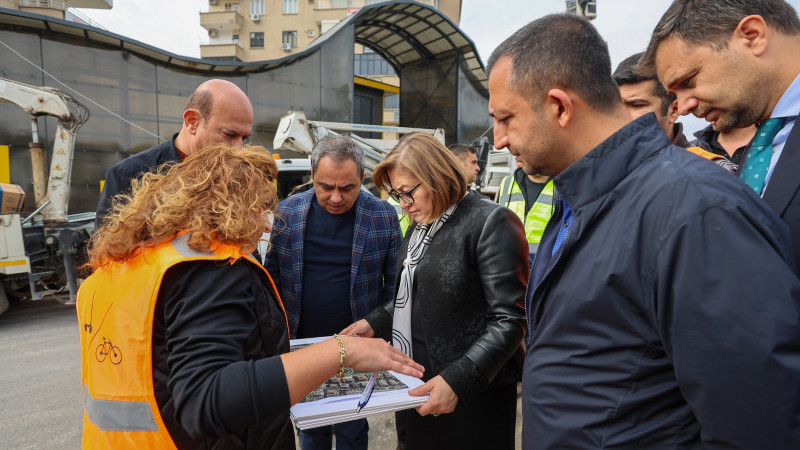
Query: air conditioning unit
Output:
[[251, 14, 260, 22], [208, 29, 218, 38], [209, 0, 218, 5], [307, 30, 315, 37], [281, 43, 292, 51]]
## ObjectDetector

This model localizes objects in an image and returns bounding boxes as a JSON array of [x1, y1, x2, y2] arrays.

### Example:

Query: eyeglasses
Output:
[[388, 183, 422, 205]]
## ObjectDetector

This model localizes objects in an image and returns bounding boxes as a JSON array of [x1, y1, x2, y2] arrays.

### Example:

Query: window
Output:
[[331, 0, 349, 8], [250, 32, 264, 48], [354, 53, 396, 76], [282, 31, 298, 48], [232, 35, 239, 44], [384, 93, 399, 109], [250, 0, 264, 15], [283, 0, 298, 14]]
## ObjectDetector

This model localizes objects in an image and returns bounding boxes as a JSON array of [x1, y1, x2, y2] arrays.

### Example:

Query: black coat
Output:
[[153, 259, 295, 449], [95, 134, 181, 227], [523, 115, 800, 449], [366, 192, 527, 404]]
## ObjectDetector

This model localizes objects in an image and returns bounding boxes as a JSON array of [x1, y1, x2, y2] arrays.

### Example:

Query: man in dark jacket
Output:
[[488, 13, 800, 449], [95, 79, 253, 227]]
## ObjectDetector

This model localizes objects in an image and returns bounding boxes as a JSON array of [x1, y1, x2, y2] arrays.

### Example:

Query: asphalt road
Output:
[[0, 297, 522, 449], [0, 297, 82, 449]]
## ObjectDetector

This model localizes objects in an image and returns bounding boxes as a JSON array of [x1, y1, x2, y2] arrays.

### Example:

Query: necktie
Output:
[[740, 117, 786, 195]]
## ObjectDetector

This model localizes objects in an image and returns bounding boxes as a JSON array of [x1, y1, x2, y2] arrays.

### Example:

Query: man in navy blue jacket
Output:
[[487, 13, 800, 449]]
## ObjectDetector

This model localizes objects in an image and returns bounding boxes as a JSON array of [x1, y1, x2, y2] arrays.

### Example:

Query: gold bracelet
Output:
[[333, 334, 346, 380]]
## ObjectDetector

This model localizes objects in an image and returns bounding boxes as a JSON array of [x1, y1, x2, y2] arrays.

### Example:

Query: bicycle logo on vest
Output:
[[95, 337, 122, 365]]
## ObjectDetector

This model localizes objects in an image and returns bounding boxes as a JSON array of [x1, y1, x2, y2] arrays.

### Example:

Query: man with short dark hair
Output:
[[614, 52, 737, 172], [488, 13, 800, 448], [96, 79, 253, 226], [613, 52, 689, 146], [641, 0, 800, 266], [266, 135, 401, 450], [447, 143, 480, 185]]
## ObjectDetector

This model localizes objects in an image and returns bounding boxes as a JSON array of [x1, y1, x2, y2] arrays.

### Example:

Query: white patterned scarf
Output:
[[391, 202, 458, 358]]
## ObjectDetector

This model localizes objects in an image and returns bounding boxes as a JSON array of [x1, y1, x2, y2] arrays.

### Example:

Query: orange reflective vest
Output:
[[76, 234, 287, 449], [686, 146, 726, 161]]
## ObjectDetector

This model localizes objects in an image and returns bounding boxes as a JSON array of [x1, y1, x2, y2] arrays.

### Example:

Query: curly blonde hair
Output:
[[88, 144, 277, 269]]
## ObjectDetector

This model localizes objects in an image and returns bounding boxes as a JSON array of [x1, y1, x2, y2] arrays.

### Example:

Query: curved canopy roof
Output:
[[0, 2, 487, 92], [334, 1, 487, 92]]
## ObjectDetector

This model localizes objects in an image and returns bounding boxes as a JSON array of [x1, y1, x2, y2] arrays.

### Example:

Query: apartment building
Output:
[[0, 0, 110, 20], [200, 0, 460, 61], [200, 0, 462, 129]]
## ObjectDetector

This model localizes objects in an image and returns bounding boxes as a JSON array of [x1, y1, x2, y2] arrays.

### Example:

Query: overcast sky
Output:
[[74, 0, 800, 137]]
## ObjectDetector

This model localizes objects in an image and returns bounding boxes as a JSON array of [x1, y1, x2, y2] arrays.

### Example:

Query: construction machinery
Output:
[[0, 77, 91, 314], [274, 110, 446, 169], [273, 111, 519, 200], [273, 111, 446, 193]]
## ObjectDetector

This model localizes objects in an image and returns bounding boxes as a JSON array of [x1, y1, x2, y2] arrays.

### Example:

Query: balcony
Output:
[[200, 43, 244, 61], [19, 0, 111, 9], [200, 10, 244, 31]]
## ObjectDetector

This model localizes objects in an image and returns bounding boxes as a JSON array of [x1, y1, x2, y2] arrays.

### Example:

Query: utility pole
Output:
[[565, 0, 597, 20]]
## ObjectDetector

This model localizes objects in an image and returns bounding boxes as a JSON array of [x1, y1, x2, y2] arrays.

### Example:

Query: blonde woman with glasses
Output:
[[342, 133, 528, 450]]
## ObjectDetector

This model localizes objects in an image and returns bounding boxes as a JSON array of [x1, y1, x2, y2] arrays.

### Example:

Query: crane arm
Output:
[[0, 77, 73, 120], [0, 77, 88, 222]]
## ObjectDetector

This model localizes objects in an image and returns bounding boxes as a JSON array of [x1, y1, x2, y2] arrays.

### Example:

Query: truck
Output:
[[0, 77, 92, 315]]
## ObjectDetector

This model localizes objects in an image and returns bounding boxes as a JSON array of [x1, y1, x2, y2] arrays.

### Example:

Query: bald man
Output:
[[95, 79, 253, 226]]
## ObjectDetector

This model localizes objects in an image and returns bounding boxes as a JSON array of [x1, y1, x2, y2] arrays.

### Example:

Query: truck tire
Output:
[[0, 282, 9, 316]]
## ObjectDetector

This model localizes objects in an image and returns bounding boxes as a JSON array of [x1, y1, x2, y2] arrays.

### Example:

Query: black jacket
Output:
[[692, 123, 748, 165], [366, 192, 527, 404], [523, 115, 800, 449], [670, 122, 691, 148], [743, 123, 800, 270], [95, 134, 181, 227], [153, 259, 295, 449]]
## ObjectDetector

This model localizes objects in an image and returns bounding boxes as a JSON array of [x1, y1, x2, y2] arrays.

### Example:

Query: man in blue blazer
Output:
[[642, 0, 800, 270], [266, 134, 401, 450]]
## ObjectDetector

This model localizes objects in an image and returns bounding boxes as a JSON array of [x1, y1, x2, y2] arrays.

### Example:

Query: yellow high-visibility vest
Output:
[[497, 175, 555, 255], [386, 196, 410, 236]]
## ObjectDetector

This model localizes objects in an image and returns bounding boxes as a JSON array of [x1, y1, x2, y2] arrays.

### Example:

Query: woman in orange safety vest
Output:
[[77, 144, 423, 449]]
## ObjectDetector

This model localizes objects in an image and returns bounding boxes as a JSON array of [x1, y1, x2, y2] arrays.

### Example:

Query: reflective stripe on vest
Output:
[[497, 175, 555, 253], [77, 234, 287, 449], [83, 384, 158, 432]]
